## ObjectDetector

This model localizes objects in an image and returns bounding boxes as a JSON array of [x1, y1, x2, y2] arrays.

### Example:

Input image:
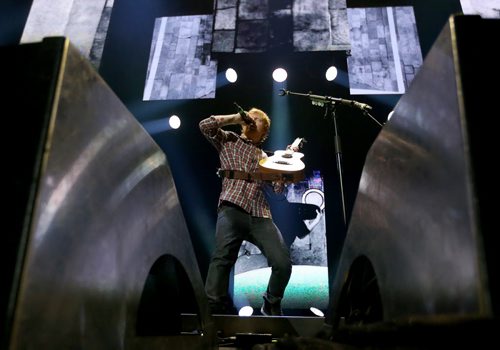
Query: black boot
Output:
[[260, 293, 283, 316]]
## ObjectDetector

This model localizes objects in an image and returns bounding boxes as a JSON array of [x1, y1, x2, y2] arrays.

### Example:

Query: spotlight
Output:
[[169, 115, 181, 129], [272, 68, 287, 82], [387, 110, 394, 121], [225, 68, 238, 83], [325, 66, 338, 81], [310, 307, 324, 317], [238, 306, 254, 316]]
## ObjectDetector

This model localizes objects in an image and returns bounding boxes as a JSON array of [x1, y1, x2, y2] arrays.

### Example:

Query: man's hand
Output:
[[272, 181, 285, 194], [234, 102, 255, 126], [240, 111, 255, 127]]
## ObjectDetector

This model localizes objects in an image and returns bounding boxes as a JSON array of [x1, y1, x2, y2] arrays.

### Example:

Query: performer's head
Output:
[[242, 107, 270, 144]]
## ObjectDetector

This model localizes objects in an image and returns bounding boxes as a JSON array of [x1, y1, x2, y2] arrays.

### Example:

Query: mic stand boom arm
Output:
[[279, 89, 383, 127]]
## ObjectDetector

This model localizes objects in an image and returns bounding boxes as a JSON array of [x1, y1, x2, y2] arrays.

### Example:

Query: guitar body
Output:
[[258, 138, 306, 183], [259, 151, 305, 173]]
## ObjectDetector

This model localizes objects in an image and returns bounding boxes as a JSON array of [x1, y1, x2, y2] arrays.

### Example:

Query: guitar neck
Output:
[[288, 137, 302, 151]]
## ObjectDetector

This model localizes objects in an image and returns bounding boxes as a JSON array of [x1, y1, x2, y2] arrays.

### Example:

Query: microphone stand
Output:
[[279, 89, 382, 226], [327, 102, 347, 225]]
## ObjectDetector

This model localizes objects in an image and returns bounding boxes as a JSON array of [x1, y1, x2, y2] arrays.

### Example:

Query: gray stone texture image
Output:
[[460, 0, 500, 18], [19, 1, 500, 101], [143, 15, 217, 101], [293, 0, 350, 51], [90, 0, 114, 69], [213, 0, 350, 53], [236, 19, 269, 52], [290, 215, 327, 266], [21, 0, 113, 68], [347, 7, 423, 95], [212, 0, 237, 52]]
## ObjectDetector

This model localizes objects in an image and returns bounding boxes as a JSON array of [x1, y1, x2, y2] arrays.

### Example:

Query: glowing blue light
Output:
[[387, 110, 394, 121], [325, 66, 338, 81], [238, 306, 254, 316], [225, 68, 237, 83], [272, 68, 287, 82], [169, 115, 181, 129], [310, 307, 325, 317]]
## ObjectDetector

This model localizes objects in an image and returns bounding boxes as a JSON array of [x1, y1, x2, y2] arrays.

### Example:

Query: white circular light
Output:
[[325, 66, 338, 81], [272, 68, 287, 82], [238, 306, 254, 316], [310, 307, 324, 317], [169, 115, 181, 129], [225, 68, 237, 83], [302, 189, 325, 210], [387, 110, 394, 121]]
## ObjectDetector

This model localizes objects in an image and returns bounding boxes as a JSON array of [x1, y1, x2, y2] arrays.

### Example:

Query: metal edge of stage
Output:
[[182, 313, 326, 338]]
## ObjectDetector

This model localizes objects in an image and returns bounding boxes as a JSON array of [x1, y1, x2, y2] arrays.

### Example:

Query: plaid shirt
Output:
[[199, 116, 272, 218]]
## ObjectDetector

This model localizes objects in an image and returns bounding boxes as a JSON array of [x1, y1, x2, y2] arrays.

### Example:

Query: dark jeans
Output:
[[205, 203, 292, 309]]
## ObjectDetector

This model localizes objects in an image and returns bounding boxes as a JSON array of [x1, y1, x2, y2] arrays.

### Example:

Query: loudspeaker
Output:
[[330, 14, 499, 329], [1, 37, 215, 349]]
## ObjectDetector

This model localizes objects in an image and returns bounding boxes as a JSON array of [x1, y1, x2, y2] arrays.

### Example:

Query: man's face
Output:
[[244, 112, 268, 143]]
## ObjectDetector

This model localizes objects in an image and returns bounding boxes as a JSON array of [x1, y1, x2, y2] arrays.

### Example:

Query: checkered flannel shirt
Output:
[[199, 116, 272, 218]]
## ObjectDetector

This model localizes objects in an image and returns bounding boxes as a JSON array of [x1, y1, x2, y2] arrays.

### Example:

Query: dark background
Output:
[[0, 0, 464, 294]]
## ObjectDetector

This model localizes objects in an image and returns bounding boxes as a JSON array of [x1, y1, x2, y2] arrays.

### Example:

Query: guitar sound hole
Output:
[[282, 154, 292, 158]]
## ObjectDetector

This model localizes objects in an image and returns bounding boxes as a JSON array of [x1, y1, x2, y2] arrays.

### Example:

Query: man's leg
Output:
[[249, 218, 292, 315], [205, 205, 249, 314]]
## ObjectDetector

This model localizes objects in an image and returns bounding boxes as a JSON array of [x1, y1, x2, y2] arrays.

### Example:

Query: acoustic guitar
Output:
[[259, 137, 305, 183]]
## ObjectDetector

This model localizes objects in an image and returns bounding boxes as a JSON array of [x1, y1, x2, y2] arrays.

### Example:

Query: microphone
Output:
[[234, 102, 246, 118], [278, 89, 288, 96], [234, 102, 255, 126]]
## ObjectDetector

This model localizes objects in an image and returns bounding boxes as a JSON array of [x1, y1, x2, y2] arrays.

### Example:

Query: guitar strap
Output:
[[216, 169, 293, 182]]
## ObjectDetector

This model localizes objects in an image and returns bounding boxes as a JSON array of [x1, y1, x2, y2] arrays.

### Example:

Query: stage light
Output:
[[310, 307, 324, 317], [272, 68, 287, 82], [225, 68, 237, 83], [387, 110, 394, 121], [325, 66, 338, 81], [169, 115, 181, 129], [238, 306, 254, 316]]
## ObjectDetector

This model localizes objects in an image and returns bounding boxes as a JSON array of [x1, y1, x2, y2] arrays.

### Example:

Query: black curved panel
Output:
[[2, 37, 216, 349], [330, 15, 499, 324]]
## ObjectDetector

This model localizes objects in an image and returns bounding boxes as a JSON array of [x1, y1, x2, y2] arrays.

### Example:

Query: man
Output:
[[199, 106, 292, 316]]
